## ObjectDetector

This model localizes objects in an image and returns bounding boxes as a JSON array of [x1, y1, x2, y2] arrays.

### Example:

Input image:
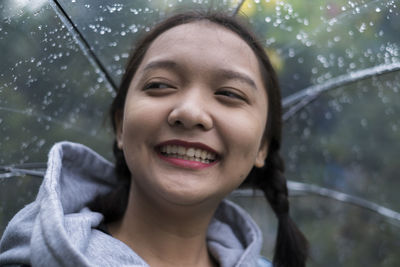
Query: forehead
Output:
[[141, 21, 262, 77], [149, 21, 250, 50]]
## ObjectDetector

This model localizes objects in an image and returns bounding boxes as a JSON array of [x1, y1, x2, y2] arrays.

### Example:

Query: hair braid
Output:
[[249, 139, 308, 267]]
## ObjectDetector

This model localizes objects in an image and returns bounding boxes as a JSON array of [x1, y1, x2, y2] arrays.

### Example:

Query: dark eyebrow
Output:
[[142, 60, 257, 90], [142, 60, 179, 72], [216, 69, 258, 90]]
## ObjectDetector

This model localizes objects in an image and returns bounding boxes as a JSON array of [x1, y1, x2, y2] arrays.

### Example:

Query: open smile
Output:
[[156, 140, 219, 169]]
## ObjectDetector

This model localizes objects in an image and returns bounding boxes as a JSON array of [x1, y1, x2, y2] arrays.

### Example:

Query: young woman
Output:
[[0, 11, 308, 267]]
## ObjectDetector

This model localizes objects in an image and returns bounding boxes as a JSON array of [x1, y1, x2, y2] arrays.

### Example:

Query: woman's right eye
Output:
[[143, 82, 173, 90]]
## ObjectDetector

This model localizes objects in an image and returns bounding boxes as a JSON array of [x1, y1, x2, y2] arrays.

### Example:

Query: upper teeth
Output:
[[160, 145, 216, 160]]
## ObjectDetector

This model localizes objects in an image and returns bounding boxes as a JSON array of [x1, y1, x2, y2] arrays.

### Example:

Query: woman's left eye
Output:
[[215, 90, 246, 101], [144, 82, 172, 90]]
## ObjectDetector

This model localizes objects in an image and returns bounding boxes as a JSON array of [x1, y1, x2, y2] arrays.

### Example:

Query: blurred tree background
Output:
[[1, 0, 399, 266]]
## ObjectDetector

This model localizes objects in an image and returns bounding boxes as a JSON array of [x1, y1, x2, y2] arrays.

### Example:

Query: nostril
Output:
[[167, 108, 213, 130]]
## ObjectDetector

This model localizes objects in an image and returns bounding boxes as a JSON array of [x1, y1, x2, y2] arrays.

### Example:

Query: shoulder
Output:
[[257, 256, 273, 267]]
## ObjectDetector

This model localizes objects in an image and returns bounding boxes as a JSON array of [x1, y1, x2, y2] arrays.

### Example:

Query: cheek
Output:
[[124, 99, 156, 123], [122, 97, 167, 135], [222, 110, 267, 160], [121, 98, 166, 158]]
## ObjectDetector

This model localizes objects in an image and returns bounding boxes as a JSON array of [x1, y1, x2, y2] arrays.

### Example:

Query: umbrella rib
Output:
[[48, 0, 117, 91], [3, 165, 399, 224], [286, 181, 400, 225], [232, 182, 400, 225], [0, 165, 47, 178], [232, 0, 246, 17], [282, 62, 400, 121]]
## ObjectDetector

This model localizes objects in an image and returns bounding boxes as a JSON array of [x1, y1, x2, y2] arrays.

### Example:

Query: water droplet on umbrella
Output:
[[359, 23, 366, 33], [360, 118, 368, 127]]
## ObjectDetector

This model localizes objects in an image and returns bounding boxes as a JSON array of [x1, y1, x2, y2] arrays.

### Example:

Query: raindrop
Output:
[[288, 48, 295, 58], [129, 24, 138, 33], [265, 17, 271, 23], [358, 23, 366, 33], [21, 142, 28, 149], [360, 118, 368, 127], [130, 8, 139, 15], [37, 139, 45, 148], [107, 5, 116, 13], [274, 18, 282, 26], [120, 31, 126, 36], [266, 37, 275, 45], [325, 112, 332, 120]]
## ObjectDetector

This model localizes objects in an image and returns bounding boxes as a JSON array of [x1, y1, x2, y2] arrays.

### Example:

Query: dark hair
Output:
[[90, 10, 308, 267]]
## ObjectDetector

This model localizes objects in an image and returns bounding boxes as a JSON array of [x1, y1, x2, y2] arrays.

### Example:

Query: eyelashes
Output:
[[143, 82, 174, 90], [142, 81, 248, 103], [215, 90, 246, 101]]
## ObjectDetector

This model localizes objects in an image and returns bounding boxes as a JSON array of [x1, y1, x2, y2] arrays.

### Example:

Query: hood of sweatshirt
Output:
[[0, 142, 267, 267]]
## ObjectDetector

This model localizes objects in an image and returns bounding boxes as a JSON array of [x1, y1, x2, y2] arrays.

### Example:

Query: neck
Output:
[[108, 182, 221, 267]]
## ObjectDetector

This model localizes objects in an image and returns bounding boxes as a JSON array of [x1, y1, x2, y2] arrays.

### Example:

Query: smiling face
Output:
[[117, 21, 268, 207]]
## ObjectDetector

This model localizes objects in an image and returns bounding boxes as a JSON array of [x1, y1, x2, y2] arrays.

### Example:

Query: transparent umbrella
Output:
[[1, 0, 400, 266]]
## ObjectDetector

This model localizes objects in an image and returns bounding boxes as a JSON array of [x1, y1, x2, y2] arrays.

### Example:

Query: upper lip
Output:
[[156, 139, 219, 155]]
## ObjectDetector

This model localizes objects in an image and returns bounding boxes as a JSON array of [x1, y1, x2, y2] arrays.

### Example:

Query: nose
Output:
[[167, 91, 213, 131]]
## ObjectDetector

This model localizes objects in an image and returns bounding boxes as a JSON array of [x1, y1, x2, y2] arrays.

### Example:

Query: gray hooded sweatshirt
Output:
[[0, 142, 271, 267]]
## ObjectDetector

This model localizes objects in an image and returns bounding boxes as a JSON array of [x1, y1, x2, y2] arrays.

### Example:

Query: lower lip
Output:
[[157, 152, 218, 169]]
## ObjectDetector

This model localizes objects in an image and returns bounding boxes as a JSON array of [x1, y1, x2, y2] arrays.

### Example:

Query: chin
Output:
[[157, 187, 222, 207]]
